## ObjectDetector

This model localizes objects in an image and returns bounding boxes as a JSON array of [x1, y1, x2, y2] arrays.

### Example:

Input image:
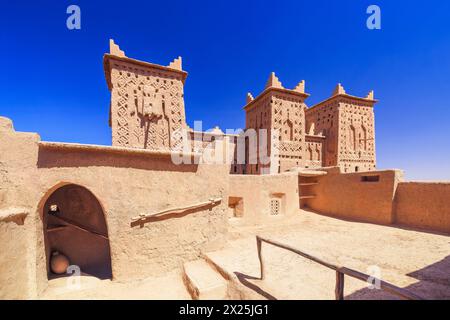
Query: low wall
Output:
[[305, 168, 403, 225], [36, 145, 229, 284], [0, 117, 41, 299], [0, 208, 32, 299], [394, 182, 450, 234], [228, 172, 299, 225]]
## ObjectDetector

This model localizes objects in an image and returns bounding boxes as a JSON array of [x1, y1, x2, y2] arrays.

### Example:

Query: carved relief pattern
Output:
[[338, 102, 376, 171], [110, 61, 186, 150], [305, 102, 339, 167], [111, 69, 130, 146], [244, 92, 308, 173], [271, 95, 305, 159], [304, 97, 376, 172]]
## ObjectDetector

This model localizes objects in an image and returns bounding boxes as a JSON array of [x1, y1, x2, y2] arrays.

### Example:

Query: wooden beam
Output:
[[46, 225, 68, 232], [256, 236, 338, 271], [131, 198, 222, 223], [48, 214, 109, 240], [338, 267, 422, 300]]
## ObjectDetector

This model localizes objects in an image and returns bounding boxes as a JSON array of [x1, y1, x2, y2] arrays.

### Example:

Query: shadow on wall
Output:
[[345, 255, 450, 300], [37, 145, 199, 173]]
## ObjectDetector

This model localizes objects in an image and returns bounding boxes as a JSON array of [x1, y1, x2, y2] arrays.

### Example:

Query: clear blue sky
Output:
[[1, 1, 450, 180]]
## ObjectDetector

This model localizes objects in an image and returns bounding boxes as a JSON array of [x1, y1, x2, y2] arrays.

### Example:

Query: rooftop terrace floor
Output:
[[40, 210, 450, 299], [209, 210, 450, 299]]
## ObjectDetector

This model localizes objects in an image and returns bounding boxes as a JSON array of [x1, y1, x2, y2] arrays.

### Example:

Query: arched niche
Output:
[[42, 184, 112, 280]]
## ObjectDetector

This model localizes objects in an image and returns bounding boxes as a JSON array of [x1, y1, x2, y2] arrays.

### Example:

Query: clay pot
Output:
[[50, 251, 69, 274]]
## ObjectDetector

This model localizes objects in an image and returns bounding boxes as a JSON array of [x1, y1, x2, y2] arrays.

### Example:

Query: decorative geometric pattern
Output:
[[244, 91, 307, 173], [338, 102, 376, 171], [304, 97, 376, 172], [270, 199, 280, 215], [271, 95, 305, 161], [109, 61, 186, 150]]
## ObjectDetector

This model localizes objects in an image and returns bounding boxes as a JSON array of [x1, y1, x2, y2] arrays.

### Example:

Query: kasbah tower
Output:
[[105, 40, 377, 175]]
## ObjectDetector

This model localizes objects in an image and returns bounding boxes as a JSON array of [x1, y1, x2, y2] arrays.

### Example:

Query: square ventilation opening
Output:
[[270, 199, 280, 215]]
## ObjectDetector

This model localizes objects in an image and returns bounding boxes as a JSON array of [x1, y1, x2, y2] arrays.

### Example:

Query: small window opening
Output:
[[361, 175, 380, 182]]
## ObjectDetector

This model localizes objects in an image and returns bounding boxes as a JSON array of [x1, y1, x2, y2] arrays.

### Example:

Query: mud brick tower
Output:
[[104, 40, 188, 150]]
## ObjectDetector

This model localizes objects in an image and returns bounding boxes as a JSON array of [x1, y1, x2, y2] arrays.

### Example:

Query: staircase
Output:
[[183, 259, 229, 300]]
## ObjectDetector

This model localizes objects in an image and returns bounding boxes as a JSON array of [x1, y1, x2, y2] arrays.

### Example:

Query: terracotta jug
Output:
[[50, 251, 69, 274]]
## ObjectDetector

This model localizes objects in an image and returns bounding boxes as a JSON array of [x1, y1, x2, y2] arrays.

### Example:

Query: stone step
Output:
[[183, 259, 228, 300], [41, 272, 109, 298]]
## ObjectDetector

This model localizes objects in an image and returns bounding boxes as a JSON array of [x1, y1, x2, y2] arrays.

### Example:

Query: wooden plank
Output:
[[49, 215, 109, 240], [46, 225, 68, 232]]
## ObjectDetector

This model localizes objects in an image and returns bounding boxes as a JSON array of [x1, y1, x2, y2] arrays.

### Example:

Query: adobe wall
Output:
[[304, 167, 403, 225], [0, 117, 41, 299], [228, 172, 299, 225], [0, 117, 229, 299], [394, 182, 450, 234]]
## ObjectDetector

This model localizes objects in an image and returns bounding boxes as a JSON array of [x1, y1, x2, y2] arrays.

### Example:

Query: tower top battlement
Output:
[[103, 39, 188, 90], [244, 72, 310, 111], [104, 40, 188, 150]]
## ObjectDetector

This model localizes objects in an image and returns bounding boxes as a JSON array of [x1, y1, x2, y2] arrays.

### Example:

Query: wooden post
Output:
[[335, 271, 345, 300], [256, 237, 264, 280]]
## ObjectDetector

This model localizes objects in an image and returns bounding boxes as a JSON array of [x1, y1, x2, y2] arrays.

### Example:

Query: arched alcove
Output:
[[42, 184, 112, 280]]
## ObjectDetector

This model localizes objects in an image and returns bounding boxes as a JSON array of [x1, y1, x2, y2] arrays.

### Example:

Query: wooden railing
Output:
[[256, 236, 423, 300]]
